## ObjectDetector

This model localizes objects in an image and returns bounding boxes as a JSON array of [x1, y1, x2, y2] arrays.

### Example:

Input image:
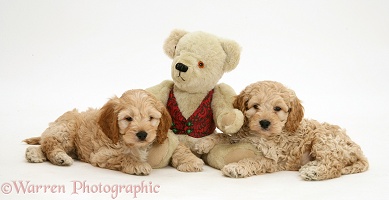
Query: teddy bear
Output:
[[146, 29, 260, 168]]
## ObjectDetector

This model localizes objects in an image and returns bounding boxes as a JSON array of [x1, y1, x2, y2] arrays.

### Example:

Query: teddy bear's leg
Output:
[[147, 131, 179, 169], [147, 139, 170, 168], [202, 143, 261, 170], [193, 133, 230, 154]]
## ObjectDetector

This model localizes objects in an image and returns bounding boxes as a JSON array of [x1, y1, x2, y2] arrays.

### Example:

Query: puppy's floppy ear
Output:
[[156, 102, 171, 144], [163, 29, 188, 59], [233, 91, 248, 113], [233, 92, 249, 127], [220, 38, 241, 72], [284, 97, 304, 133], [98, 97, 120, 144]]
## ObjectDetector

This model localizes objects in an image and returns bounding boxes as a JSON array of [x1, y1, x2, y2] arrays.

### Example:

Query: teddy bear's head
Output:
[[163, 29, 241, 93]]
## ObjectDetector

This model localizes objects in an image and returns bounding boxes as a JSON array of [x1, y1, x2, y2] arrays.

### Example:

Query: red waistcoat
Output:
[[167, 88, 216, 138]]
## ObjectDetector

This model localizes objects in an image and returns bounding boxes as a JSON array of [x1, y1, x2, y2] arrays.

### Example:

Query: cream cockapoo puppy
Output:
[[211, 81, 369, 180]]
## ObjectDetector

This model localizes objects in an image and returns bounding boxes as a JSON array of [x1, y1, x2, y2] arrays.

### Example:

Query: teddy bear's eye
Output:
[[253, 104, 259, 109], [198, 61, 205, 68]]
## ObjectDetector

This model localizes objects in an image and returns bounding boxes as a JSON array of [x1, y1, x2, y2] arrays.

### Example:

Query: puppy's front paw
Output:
[[176, 157, 204, 172], [194, 139, 215, 154], [123, 162, 152, 176], [222, 163, 252, 178], [25, 146, 46, 163]]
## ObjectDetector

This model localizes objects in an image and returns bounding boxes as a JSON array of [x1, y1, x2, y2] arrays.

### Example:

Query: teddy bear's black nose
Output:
[[175, 63, 188, 72]]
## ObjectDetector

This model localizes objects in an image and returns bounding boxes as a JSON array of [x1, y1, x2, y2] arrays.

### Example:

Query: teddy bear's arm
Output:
[[145, 80, 174, 105], [212, 83, 244, 134]]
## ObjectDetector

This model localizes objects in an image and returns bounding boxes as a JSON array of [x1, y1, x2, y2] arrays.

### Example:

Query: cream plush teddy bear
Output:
[[146, 29, 248, 162]]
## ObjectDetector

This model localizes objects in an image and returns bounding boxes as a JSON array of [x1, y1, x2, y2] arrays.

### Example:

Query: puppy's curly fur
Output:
[[199, 81, 369, 180], [24, 89, 203, 175]]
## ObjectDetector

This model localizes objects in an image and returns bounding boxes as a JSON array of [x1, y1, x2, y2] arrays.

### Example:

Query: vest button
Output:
[[186, 129, 192, 134], [186, 122, 192, 126], [172, 128, 178, 133]]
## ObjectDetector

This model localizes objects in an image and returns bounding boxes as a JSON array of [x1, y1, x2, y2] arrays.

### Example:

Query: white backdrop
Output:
[[1, 0, 388, 199]]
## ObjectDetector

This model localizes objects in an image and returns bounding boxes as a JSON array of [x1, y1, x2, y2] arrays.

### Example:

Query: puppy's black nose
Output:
[[259, 120, 271, 129], [136, 131, 148, 141], [175, 63, 188, 72]]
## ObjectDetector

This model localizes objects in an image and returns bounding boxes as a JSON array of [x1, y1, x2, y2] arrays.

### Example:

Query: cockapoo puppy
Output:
[[24, 89, 203, 175], [198, 81, 369, 180]]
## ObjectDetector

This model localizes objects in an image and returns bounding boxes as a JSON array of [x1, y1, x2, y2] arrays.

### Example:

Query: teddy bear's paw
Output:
[[176, 157, 204, 172], [193, 138, 216, 154], [219, 109, 244, 134], [221, 163, 253, 178], [25, 146, 46, 163], [122, 162, 152, 176]]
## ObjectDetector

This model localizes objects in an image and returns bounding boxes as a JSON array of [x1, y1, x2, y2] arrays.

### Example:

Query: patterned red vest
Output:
[[167, 88, 216, 138]]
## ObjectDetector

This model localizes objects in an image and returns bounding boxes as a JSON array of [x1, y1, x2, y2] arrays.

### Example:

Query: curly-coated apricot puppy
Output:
[[24, 89, 202, 175], [222, 81, 369, 180]]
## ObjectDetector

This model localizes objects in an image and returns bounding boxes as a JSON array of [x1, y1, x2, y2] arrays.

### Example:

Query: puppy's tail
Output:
[[23, 137, 41, 145]]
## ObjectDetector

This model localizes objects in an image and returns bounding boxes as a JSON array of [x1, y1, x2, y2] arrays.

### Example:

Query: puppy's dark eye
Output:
[[149, 116, 154, 121], [253, 104, 259, 109], [125, 117, 133, 122], [274, 106, 282, 111]]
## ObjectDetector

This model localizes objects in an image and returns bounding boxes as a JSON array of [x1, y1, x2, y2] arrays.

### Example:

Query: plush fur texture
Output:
[[147, 29, 244, 155], [197, 81, 369, 180], [24, 89, 204, 175], [163, 30, 241, 94]]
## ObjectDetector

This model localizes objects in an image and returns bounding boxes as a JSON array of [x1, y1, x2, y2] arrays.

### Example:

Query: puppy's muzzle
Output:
[[175, 63, 188, 72], [259, 120, 271, 129], [136, 131, 148, 141]]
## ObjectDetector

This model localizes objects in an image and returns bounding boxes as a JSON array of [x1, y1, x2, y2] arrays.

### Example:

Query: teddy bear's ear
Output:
[[220, 39, 241, 72], [163, 29, 188, 59]]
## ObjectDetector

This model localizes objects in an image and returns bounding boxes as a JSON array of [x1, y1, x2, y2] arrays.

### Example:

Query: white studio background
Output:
[[1, 1, 388, 200]]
